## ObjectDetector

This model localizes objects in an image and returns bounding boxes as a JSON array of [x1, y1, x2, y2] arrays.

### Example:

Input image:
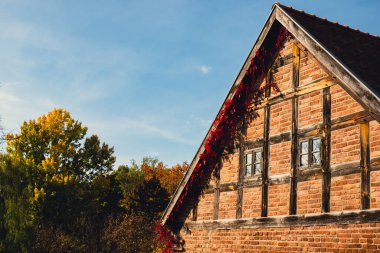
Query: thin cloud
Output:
[[196, 65, 212, 75]]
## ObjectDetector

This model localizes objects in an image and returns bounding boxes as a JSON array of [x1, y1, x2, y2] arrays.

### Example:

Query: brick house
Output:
[[161, 3, 380, 252]]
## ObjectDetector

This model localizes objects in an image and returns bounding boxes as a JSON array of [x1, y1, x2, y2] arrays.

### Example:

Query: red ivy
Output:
[[155, 223, 175, 253], [160, 26, 288, 251]]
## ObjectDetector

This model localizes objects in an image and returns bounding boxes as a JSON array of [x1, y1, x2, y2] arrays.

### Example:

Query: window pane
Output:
[[255, 151, 262, 162], [246, 153, 252, 165], [312, 139, 321, 152], [246, 165, 252, 177], [301, 141, 308, 154], [254, 163, 261, 175], [312, 152, 321, 164], [300, 154, 308, 167]]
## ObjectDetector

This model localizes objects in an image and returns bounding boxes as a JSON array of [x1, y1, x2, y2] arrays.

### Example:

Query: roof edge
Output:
[[161, 4, 280, 226], [275, 4, 380, 121]]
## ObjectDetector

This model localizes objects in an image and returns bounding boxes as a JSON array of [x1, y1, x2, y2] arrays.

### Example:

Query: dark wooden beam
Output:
[[207, 157, 380, 194], [254, 78, 332, 110], [187, 209, 380, 231], [245, 111, 372, 150], [261, 105, 270, 217], [289, 44, 300, 215], [192, 202, 198, 221], [236, 135, 245, 219], [213, 172, 220, 220], [289, 98, 298, 215], [360, 122, 371, 210], [321, 87, 331, 213], [292, 44, 300, 87]]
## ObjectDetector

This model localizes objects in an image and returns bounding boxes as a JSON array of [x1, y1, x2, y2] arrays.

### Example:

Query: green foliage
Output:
[[1, 109, 186, 253], [113, 163, 144, 198], [6, 108, 115, 183], [0, 155, 36, 253], [128, 177, 170, 219]]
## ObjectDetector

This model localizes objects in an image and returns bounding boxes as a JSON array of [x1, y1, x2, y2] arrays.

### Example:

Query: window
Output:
[[299, 138, 321, 167], [245, 150, 262, 177]]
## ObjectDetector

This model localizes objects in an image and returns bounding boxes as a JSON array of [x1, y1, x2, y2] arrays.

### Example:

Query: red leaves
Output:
[[167, 26, 289, 225], [155, 223, 175, 253]]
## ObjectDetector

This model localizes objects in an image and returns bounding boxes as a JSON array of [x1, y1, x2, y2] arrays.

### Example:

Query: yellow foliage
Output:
[[34, 187, 46, 201]]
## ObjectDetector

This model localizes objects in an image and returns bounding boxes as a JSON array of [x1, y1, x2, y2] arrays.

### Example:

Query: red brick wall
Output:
[[371, 171, 380, 209], [242, 187, 261, 218], [298, 90, 323, 128], [270, 100, 292, 136], [271, 39, 293, 93], [220, 152, 239, 184], [218, 191, 237, 219], [370, 121, 380, 158], [268, 183, 289, 216], [330, 173, 361, 212], [331, 125, 360, 165], [297, 177, 322, 214], [175, 34, 380, 252], [181, 223, 380, 252], [331, 84, 363, 119], [197, 193, 213, 221], [246, 108, 264, 141], [269, 141, 291, 176], [299, 49, 328, 84]]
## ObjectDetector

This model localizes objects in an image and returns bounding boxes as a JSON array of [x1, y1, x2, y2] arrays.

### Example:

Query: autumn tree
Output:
[[5, 109, 118, 252], [140, 156, 188, 196], [6, 108, 115, 183]]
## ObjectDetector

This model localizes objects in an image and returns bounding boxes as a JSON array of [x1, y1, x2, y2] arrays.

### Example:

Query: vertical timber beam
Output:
[[290, 44, 300, 215], [261, 104, 270, 217], [236, 133, 245, 219], [213, 170, 220, 220], [192, 202, 198, 221], [321, 87, 331, 213], [360, 121, 371, 210]]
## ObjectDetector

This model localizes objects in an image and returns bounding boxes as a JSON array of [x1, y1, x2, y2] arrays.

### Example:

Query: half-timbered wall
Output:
[[180, 37, 380, 252]]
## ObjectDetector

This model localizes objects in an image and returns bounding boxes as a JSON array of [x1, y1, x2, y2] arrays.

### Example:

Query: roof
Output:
[[278, 3, 380, 97], [162, 3, 380, 229]]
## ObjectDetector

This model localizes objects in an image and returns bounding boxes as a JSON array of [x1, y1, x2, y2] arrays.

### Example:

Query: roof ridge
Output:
[[275, 2, 380, 40]]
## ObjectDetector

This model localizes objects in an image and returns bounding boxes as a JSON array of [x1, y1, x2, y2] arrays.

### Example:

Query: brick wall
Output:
[[196, 193, 213, 221], [246, 108, 264, 141], [181, 223, 380, 252], [182, 37, 380, 252], [370, 121, 380, 158], [269, 141, 291, 176], [331, 84, 363, 119], [330, 173, 361, 212], [268, 183, 289, 216], [299, 49, 328, 84], [270, 100, 292, 136], [219, 191, 237, 219], [271, 39, 293, 93], [220, 152, 239, 184], [331, 125, 360, 165], [371, 171, 380, 209], [242, 187, 261, 218], [297, 177, 322, 214], [298, 90, 323, 128]]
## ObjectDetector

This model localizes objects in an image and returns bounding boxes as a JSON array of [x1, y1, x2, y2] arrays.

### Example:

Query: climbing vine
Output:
[[158, 25, 289, 253]]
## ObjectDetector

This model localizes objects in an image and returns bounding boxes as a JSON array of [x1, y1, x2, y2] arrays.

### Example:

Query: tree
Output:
[[0, 155, 36, 253], [101, 178, 170, 253], [140, 157, 188, 196], [6, 108, 115, 183], [128, 177, 170, 219], [4, 109, 117, 252]]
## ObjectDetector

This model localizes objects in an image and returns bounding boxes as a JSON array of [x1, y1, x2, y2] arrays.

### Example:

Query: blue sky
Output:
[[0, 0, 379, 167]]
